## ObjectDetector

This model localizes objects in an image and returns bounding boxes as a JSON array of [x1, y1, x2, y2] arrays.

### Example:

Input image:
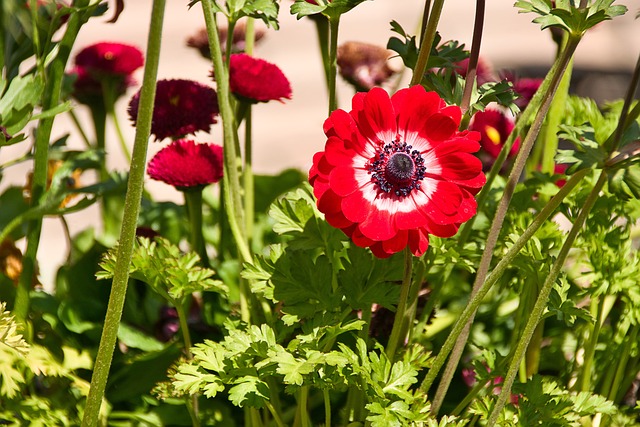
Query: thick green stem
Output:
[[201, 0, 251, 264], [538, 57, 572, 175], [184, 189, 209, 268], [385, 248, 414, 361], [409, 0, 444, 87], [486, 171, 607, 427], [323, 389, 331, 427], [81, 0, 166, 425], [327, 16, 340, 114], [14, 0, 90, 322], [418, 168, 590, 396], [429, 35, 581, 409]]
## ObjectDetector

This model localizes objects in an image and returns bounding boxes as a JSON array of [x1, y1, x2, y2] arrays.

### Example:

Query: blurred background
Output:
[[3, 0, 639, 286]]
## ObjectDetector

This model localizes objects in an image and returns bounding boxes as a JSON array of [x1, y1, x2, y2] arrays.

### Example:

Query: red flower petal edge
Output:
[[309, 86, 485, 258], [148, 139, 223, 189], [226, 54, 292, 103], [75, 42, 144, 77]]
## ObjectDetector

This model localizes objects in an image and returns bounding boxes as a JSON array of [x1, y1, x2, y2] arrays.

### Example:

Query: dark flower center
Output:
[[368, 140, 426, 197]]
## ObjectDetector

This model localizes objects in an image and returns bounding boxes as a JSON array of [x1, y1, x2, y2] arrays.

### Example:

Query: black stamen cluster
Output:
[[367, 140, 426, 198]]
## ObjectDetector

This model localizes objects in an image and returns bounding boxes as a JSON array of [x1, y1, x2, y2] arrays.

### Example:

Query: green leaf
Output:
[[339, 246, 402, 310], [117, 322, 165, 352], [228, 376, 270, 408]]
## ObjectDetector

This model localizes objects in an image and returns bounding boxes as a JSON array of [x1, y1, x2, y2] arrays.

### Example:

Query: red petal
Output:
[[330, 165, 360, 197], [317, 189, 343, 214], [324, 108, 355, 141], [370, 242, 393, 258], [325, 137, 355, 167], [357, 87, 397, 145], [437, 153, 483, 181], [424, 112, 458, 142], [408, 228, 429, 256], [359, 205, 395, 241], [341, 188, 372, 223], [393, 86, 440, 148], [382, 230, 409, 254], [424, 180, 463, 224]]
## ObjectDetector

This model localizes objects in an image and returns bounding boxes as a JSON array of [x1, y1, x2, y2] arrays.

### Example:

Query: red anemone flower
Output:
[[147, 139, 223, 189], [225, 54, 292, 103], [309, 86, 485, 258], [128, 79, 219, 141], [469, 107, 519, 159], [75, 42, 144, 77]]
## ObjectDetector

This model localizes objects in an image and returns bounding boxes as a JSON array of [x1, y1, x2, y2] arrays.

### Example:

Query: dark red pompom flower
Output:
[[75, 42, 144, 77], [147, 139, 223, 189], [469, 107, 519, 159], [226, 54, 292, 103], [309, 86, 485, 258], [128, 79, 219, 141]]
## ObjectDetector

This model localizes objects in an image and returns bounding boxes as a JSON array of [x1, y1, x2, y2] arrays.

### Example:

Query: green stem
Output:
[[245, 18, 255, 55], [409, 0, 444, 87], [81, 0, 166, 424], [184, 189, 209, 268], [175, 301, 200, 427], [429, 35, 581, 407], [14, 0, 91, 323], [313, 16, 331, 94], [110, 109, 132, 163], [201, 0, 251, 264], [418, 168, 590, 396], [327, 16, 340, 114], [385, 248, 414, 361], [486, 171, 607, 427], [538, 57, 572, 175], [607, 324, 639, 402], [297, 386, 310, 427], [459, 0, 485, 115], [243, 106, 254, 246], [323, 389, 331, 427], [264, 400, 286, 427], [578, 295, 605, 392], [68, 109, 92, 148]]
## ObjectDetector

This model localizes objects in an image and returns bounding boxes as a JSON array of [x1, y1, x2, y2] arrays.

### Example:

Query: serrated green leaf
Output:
[[228, 376, 270, 408]]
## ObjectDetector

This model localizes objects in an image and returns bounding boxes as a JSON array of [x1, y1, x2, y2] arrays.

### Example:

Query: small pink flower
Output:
[[128, 79, 219, 141], [147, 139, 223, 189], [221, 54, 292, 103]]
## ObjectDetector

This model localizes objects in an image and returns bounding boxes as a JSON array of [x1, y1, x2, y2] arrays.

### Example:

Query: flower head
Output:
[[187, 21, 266, 59], [128, 79, 219, 141], [512, 76, 543, 110], [221, 54, 292, 103], [147, 139, 223, 189], [469, 107, 520, 159], [309, 86, 485, 258], [68, 65, 136, 106], [337, 41, 398, 91], [453, 56, 497, 85], [75, 42, 144, 77]]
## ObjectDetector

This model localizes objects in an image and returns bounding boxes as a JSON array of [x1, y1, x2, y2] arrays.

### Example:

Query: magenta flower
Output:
[[128, 79, 219, 141], [469, 107, 520, 159], [75, 42, 144, 78], [147, 139, 223, 189], [222, 54, 292, 103]]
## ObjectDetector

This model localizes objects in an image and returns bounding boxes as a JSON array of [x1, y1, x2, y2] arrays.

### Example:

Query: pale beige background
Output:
[[3, 0, 639, 287]]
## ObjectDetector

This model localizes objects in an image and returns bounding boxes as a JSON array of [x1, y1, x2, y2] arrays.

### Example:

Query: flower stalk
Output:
[[201, 0, 252, 264], [81, 0, 166, 424], [486, 171, 608, 427], [14, 0, 91, 323], [428, 34, 582, 410], [419, 167, 590, 396], [409, 0, 444, 87], [385, 248, 413, 361]]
